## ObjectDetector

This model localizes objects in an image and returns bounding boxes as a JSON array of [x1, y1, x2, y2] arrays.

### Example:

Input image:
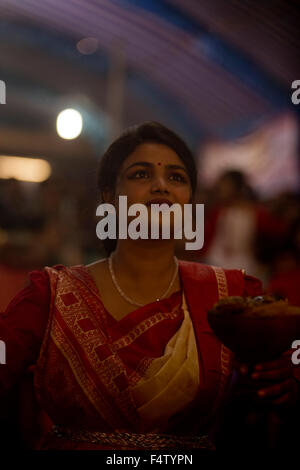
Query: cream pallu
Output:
[[131, 291, 200, 432]]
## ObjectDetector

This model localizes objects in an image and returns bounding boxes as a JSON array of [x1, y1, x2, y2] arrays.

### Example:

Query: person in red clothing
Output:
[[203, 170, 288, 281], [0, 122, 299, 450]]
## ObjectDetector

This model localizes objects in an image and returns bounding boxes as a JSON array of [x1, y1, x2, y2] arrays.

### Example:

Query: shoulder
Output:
[[2, 267, 51, 315], [178, 259, 215, 278], [41, 261, 108, 296], [4, 264, 74, 312], [85, 258, 107, 278], [179, 259, 241, 280], [43, 263, 88, 284], [1, 267, 52, 345], [178, 259, 263, 296]]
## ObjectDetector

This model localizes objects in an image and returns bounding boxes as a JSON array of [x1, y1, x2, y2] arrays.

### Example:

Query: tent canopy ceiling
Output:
[[0, 0, 299, 158]]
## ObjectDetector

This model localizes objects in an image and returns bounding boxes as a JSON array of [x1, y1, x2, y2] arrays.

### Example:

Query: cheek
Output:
[[175, 185, 192, 204], [114, 179, 147, 205]]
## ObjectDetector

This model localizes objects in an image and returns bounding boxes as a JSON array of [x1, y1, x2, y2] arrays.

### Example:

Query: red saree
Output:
[[0, 260, 262, 450]]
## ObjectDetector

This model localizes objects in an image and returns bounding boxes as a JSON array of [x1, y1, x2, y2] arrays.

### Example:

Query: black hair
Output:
[[218, 169, 257, 201]]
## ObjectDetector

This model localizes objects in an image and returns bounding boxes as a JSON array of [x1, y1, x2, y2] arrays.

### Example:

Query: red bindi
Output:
[[157, 162, 161, 165]]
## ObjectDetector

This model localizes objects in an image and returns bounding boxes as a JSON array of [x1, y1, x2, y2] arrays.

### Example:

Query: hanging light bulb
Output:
[[56, 108, 83, 140]]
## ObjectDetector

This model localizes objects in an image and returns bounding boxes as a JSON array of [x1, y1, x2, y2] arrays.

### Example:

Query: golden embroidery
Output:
[[211, 266, 234, 412], [111, 307, 181, 351], [128, 358, 154, 386], [211, 266, 228, 298]]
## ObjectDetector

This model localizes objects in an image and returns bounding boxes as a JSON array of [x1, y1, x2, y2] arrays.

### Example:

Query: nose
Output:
[[150, 173, 169, 194]]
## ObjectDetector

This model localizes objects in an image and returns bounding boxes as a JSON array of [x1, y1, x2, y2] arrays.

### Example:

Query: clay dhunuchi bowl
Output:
[[207, 296, 300, 363]]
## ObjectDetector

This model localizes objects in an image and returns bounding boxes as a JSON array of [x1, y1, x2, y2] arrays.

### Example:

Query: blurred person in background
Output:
[[203, 170, 288, 283]]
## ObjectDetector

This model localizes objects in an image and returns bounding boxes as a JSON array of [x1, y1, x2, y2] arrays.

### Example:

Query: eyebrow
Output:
[[124, 161, 188, 173]]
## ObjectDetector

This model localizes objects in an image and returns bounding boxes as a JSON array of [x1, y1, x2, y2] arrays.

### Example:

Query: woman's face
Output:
[[112, 142, 192, 209]]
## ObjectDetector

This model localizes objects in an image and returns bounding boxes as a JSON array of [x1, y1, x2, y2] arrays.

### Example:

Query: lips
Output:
[[146, 198, 173, 207]]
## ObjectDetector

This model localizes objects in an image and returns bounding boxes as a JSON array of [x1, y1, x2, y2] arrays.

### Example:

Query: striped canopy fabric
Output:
[[0, 0, 298, 151]]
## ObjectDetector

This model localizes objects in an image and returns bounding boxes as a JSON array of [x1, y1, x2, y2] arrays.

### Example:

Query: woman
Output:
[[0, 122, 299, 450]]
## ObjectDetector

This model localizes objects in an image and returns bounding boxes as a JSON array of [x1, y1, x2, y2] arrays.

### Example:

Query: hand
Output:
[[238, 350, 300, 409]]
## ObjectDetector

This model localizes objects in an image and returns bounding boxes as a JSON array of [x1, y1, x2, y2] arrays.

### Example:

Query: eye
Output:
[[169, 172, 187, 183], [129, 169, 150, 179]]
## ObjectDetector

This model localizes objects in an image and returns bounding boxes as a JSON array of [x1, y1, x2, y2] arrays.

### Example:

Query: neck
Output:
[[112, 238, 177, 283]]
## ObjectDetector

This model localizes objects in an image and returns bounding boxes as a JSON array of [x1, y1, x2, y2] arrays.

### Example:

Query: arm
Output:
[[0, 269, 50, 397], [0, 269, 50, 448]]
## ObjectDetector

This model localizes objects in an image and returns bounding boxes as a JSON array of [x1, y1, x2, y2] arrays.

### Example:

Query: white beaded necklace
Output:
[[108, 253, 179, 307]]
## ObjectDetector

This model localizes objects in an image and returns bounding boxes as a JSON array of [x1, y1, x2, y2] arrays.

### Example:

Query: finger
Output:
[[257, 378, 296, 398], [251, 367, 292, 381], [254, 356, 291, 372]]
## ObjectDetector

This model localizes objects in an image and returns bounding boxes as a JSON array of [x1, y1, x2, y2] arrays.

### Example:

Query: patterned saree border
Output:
[[128, 357, 155, 386], [210, 266, 234, 413], [50, 312, 124, 429], [111, 307, 181, 351], [51, 268, 140, 430], [211, 266, 228, 299]]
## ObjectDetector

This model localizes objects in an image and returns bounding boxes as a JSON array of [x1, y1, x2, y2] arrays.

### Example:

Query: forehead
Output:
[[121, 142, 185, 169]]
